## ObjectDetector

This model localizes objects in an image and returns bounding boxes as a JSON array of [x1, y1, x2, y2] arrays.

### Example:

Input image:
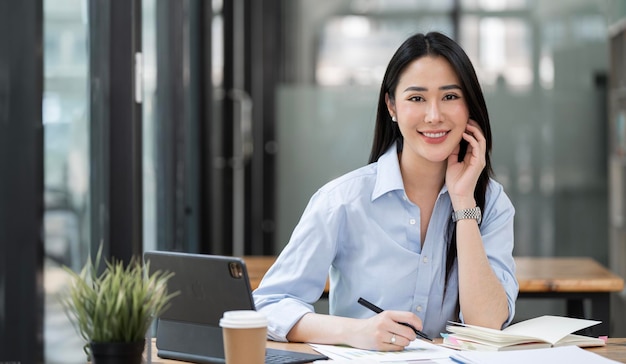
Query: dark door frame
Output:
[[89, 0, 143, 264], [0, 1, 44, 362]]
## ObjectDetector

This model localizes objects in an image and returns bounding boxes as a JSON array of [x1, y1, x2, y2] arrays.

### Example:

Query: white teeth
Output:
[[423, 132, 446, 138]]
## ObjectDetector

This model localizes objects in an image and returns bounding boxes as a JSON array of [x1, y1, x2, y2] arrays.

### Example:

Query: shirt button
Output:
[[423, 256, 428, 263], [416, 305, 423, 312], [409, 218, 416, 225]]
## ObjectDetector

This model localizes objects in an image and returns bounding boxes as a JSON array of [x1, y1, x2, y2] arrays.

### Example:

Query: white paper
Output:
[[310, 339, 456, 362], [450, 345, 620, 364]]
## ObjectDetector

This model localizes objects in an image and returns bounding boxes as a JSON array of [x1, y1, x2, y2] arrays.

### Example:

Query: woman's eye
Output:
[[409, 96, 424, 102], [443, 94, 460, 100]]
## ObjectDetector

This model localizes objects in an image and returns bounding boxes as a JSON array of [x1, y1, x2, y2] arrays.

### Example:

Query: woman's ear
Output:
[[385, 93, 396, 118]]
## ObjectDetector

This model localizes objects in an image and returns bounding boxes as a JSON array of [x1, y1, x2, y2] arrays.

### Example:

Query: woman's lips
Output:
[[420, 130, 449, 143]]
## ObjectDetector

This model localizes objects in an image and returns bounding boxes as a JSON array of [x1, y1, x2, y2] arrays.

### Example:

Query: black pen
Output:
[[358, 297, 433, 342]]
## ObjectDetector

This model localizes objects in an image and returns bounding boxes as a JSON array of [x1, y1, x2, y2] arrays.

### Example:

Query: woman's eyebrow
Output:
[[440, 84, 462, 91], [403, 84, 462, 92]]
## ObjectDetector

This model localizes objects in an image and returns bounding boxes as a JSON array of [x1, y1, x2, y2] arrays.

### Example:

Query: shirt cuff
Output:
[[258, 297, 315, 342]]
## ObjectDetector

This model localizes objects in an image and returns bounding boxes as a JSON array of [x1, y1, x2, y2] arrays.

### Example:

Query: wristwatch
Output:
[[451, 206, 482, 224]]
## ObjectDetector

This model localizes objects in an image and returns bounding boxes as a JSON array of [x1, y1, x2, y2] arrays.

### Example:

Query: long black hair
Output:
[[368, 31, 493, 287]]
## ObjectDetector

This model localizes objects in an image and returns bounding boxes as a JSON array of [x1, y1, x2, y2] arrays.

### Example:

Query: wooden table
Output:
[[145, 338, 626, 363], [515, 257, 624, 336], [244, 256, 624, 336], [245, 256, 283, 293], [587, 338, 626, 362]]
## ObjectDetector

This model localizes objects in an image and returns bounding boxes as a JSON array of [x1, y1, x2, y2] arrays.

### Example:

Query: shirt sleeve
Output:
[[459, 180, 518, 328], [252, 188, 342, 341]]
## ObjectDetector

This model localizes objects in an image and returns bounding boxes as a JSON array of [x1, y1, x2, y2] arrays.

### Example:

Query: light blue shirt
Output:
[[253, 144, 518, 341]]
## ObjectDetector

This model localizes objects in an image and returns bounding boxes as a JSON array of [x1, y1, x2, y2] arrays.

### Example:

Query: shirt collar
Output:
[[371, 142, 449, 201], [372, 143, 405, 201]]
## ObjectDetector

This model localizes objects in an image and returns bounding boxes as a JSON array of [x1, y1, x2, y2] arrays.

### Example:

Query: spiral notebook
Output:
[[144, 251, 328, 364]]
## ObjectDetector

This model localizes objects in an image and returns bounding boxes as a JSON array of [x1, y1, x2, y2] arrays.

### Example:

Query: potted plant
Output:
[[61, 247, 177, 364]]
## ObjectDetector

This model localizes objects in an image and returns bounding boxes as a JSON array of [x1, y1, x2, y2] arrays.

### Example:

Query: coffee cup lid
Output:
[[219, 310, 268, 329]]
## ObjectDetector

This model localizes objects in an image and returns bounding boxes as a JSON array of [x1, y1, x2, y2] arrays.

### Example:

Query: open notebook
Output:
[[144, 251, 328, 364], [443, 315, 605, 351]]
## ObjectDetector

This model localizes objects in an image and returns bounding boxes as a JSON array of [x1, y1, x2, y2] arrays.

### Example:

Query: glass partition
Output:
[[43, 0, 90, 362]]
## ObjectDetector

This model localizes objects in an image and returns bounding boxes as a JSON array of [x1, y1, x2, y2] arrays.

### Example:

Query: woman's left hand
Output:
[[446, 119, 486, 209]]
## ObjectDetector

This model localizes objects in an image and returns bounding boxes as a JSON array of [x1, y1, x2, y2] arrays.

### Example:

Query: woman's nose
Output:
[[424, 101, 441, 123]]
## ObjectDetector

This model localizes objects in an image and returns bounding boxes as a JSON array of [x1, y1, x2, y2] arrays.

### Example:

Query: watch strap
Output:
[[451, 206, 482, 224]]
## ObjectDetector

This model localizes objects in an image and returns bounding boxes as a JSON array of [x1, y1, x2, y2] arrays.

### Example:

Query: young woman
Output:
[[253, 31, 517, 351]]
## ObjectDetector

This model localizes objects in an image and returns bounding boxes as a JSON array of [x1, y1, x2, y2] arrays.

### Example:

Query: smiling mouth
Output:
[[421, 131, 448, 138]]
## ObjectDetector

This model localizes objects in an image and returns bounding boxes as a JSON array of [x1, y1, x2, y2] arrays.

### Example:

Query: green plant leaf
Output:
[[60, 244, 179, 358]]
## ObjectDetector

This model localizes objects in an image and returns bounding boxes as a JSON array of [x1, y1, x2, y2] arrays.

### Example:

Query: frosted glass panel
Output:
[[275, 86, 377, 249], [43, 0, 90, 362]]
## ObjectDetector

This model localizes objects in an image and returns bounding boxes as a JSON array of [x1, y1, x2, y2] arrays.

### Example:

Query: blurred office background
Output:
[[3, 0, 626, 362]]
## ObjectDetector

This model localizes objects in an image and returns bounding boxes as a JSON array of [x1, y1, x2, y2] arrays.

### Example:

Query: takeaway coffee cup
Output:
[[219, 310, 268, 364]]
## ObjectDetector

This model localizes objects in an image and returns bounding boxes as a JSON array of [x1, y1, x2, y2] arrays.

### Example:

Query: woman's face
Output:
[[386, 55, 470, 164]]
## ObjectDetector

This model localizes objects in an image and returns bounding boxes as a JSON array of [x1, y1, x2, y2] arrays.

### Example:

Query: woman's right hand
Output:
[[287, 311, 423, 351], [343, 310, 422, 351]]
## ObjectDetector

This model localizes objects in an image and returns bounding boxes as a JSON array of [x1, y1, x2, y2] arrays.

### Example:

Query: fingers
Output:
[[466, 118, 481, 131], [465, 120, 486, 145], [373, 330, 411, 351], [463, 120, 487, 164], [383, 332, 410, 350], [383, 310, 424, 335], [372, 311, 422, 351]]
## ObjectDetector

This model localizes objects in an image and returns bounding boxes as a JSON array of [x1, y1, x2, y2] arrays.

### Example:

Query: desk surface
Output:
[[515, 257, 624, 293], [144, 257, 625, 363], [145, 338, 626, 363], [244, 256, 625, 294]]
